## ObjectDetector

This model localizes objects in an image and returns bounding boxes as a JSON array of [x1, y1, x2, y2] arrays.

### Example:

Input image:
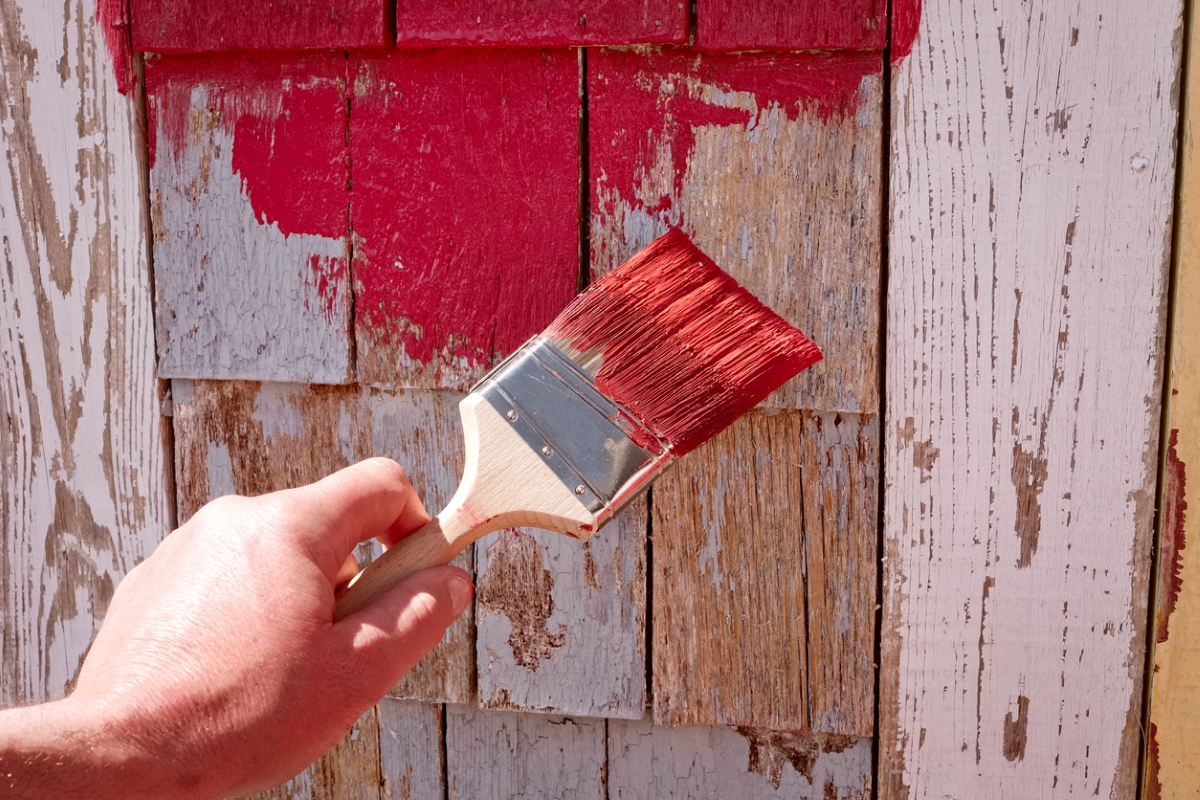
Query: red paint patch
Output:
[[545, 230, 821, 455], [96, 0, 135, 94], [144, 54, 349, 239], [305, 255, 348, 325], [695, 0, 885, 51], [588, 48, 880, 254], [396, 0, 687, 47], [890, 0, 922, 64], [349, 49, 580, 389], [1147, 721, 1162, 800], [130, 0, 390, 53], [1157, 428, 1187, 644]]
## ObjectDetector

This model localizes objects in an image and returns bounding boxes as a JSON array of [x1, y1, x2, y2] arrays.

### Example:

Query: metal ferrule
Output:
[[473, 336, 674, 531]]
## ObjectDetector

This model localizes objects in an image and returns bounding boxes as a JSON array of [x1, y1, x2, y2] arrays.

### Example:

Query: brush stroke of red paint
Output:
[[589, 48, 880, 240], [891, 0, 922, 64], [695, 0, 886, 51], [96, 0, 135, 94], [1158, 428, 1187, 644]]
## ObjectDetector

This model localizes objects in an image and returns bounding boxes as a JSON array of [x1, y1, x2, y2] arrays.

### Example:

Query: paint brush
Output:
[[334, 229, 822, 619]]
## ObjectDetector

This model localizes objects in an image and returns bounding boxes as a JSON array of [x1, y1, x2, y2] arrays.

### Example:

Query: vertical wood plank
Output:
[[445, 704, 605, 800], [350, 50, 580, 392], [0, 0, 171, 705], [378, 699, 445, 800], [170, 380, 475, 703], [588, 48, 883, 413], [881, 1, 1180, 797], [145, 55, 353, 385], [238, 707, 383, 800], [1147, 2, 1200, 796], [395, 1, 688, 47], [651, 409, 876, 735], [474, 497, 646, 718], [607, 717, 871, 800]]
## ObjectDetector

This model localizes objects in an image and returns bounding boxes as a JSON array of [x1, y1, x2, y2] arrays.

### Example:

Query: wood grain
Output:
[[0, 0, 171, 705], [694, 0, 886, 51], [395, 0, 687, 47], [378, 699, 444, 800], [170, 380, 475, 703], [1147, 1, 1200, 796], [588, 48, 882, 413], [608, 717, 871, 799], [445, 704, 605, 799], [652, 409, 876, 735], [145, 55, 353, 385], [881, 1, 1180, 796], [350, 50, 580, 392], [131, 0, 390, 53], [475, 497, 647, 718], [238, 707, 383, 800]]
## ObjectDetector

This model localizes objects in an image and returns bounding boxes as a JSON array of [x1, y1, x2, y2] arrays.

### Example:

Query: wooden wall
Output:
[[1, 0, 1191, 798]]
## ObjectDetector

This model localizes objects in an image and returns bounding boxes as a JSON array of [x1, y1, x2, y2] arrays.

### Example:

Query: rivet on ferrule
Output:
[[506, 409, 518, 421], [541, 446, 553, 456], [575, 484, 587, 495]]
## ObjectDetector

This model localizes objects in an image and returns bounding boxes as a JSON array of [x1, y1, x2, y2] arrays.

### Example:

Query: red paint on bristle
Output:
[[545, 230, 822, 456]]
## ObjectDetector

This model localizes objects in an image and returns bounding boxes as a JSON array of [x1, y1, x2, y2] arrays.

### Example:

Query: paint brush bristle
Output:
[[544, 229, 822, 456]]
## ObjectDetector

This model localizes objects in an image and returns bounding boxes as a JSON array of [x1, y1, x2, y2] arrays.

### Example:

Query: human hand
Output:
[[0, 458, 473, 800]]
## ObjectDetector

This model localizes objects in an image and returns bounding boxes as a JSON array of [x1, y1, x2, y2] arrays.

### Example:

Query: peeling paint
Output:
[[1157, 429, 1186, 643], [476, 530, 565, 672], [736, 727, 858, 790]]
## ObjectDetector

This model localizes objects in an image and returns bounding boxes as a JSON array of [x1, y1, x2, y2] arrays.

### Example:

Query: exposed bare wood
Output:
[[0, 0, 171, 705], [588, 48, 882, 413], [170, 380, 474, 703], [475, 497, 647, 718], [651, 409, 876, 734], [607, 717, 871, 799], [880, 1, 1180, 796], [377, 699, 444, 800], [445, 704, 605, 800]]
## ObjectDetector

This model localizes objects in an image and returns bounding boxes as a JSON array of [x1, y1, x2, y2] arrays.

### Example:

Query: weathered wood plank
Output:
[[445, 704, 605, 800], [0, 0, 171, 706], [475, 497, 646, 718], [145, 55, 353, 385], [170, 380, 475, 703], [131, 0, 390, 53], [395, 0, 687, 47], [350, 50, 580, 392], [238, 707, 383, 800], [651, 409, 876, 735], [607, 717, 871, 799], [378, 699, 444, 800], [588, 48, 882, 413], [880, 1, 1180, 797], [1147, 3, 1200, 796], [694, 0, 885, 51]]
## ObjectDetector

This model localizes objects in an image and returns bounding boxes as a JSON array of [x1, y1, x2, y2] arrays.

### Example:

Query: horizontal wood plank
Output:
[[146, 55, 353, 385], [694, 0, 886, 51], [350, 50, 580, 392], [0, 0, 171, 705], [588, 47, 882, 413], [475, 497, 646, 718], [170, 380, 475, 703], [131, 0, 390, 53], [396, 0, 687, 46], [608, 717, 871, 799], [880, 0, 1180, 796]]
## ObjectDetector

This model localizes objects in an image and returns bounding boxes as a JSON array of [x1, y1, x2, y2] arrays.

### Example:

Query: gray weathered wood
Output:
[[378, 699, 444, 800], [445, 704, 605, 800], [881, 0, 1180, 796], [0, 0, 171, 706], [147, 58, 353, 384], [170, 380, 474, 703], [475, 498, 646, 719], [608, 717, 871, 799]]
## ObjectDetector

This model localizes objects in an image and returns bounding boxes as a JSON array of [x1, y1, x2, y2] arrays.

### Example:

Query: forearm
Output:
[[0, 699, 171, 800]]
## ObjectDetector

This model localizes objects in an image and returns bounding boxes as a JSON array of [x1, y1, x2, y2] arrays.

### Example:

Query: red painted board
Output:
[[131, 0, 390, 53], [350, 50, 581, 390], [395, 0, 687, 46], [695, 0, 885, 51]]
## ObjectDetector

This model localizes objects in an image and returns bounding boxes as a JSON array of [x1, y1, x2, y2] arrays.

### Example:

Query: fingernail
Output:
[[447, 575, 473, 616]]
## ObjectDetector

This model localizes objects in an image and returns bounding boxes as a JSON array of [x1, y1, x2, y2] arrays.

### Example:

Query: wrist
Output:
[[0, 697, 179, 800]]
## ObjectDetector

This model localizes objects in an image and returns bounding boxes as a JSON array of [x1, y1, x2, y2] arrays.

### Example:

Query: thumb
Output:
[[331, 565, 473, 695]]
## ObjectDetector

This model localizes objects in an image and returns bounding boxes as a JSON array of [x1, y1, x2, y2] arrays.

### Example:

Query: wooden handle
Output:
[[333, 392, 599, 621]]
